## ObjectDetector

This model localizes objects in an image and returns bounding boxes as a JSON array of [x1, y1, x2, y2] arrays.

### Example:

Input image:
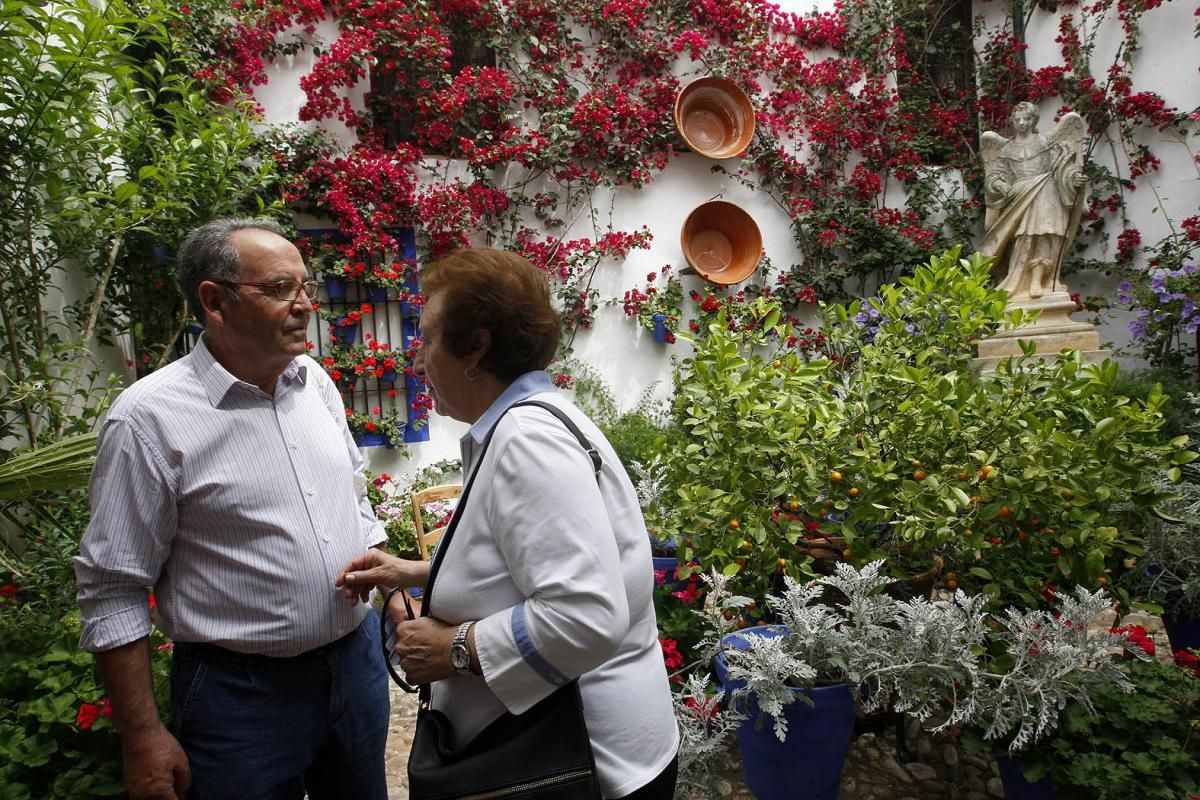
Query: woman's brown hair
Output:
[[420, 247, 560, 382]]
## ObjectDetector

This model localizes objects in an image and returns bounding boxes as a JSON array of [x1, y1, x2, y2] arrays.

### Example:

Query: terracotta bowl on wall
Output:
[[673, 76, 756, 160], [680, 200, 762, 285]]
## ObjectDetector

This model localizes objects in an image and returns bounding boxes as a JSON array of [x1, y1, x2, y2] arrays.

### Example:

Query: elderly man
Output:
[[74, 219, 389, 800]]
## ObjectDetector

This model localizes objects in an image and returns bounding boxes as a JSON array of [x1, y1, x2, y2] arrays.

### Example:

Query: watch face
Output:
[[450, 644, 470, 671]]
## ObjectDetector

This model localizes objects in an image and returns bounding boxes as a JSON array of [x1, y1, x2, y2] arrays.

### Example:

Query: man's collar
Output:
[[193, 336, 307, 406], [466, 370, 554, 444]]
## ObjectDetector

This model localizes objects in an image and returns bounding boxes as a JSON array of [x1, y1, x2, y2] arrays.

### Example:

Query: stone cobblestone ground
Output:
[[383, 611, 1170, 799]]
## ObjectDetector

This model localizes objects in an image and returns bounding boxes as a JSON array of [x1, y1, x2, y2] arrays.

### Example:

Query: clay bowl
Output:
[[674, 76, 756, 159], [680, 200, 762, 285]]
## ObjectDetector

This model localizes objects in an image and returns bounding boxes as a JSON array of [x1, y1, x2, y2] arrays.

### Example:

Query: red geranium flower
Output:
[[76, 703, 101, 730]]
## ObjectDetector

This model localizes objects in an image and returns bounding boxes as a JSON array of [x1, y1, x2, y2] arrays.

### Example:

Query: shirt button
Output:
[[322, 535, 331, 543], [306, 488, 315, 497], [291, 442, 300, 450]]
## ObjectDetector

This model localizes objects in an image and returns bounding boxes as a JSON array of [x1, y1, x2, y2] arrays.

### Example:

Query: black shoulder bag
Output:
[[401, 400, 604, 800]]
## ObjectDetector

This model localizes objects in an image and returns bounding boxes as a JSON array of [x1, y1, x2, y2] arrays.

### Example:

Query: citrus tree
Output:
[[666, 249, 1193, 609]]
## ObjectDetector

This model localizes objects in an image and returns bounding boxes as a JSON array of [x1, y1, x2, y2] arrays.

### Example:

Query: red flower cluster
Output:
[[75, 698, 112, 730], [1112, 624, 1156, 657], [658, 637, 684, 671]]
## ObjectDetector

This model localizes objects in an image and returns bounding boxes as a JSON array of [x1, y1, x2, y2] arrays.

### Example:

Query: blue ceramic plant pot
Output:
[[331, 320, 360, 345], [1164, 612, 1200, 655], [324, 275, 348, 300], [355, 431, 389, 448], [715, 626, 857, 800], [996, 756, 1056, 800], [366, 285, 388, 303], [652, 313, 668, 344]]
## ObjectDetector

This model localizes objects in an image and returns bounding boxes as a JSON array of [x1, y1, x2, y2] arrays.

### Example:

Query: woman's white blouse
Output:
[[425, 377, 678, 798]]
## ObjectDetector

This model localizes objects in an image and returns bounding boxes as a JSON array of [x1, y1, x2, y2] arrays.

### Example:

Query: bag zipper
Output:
[[455, 768, 594, 800]]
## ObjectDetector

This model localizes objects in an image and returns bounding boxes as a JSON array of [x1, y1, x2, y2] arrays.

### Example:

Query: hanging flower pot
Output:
[[680, 200, 762, 285], [674, 76, 756, 160], [324, 275, 348, 300], [330, 319, 360, 345], [366, 284, 388, 303], [715, 626, 857, 800], [652, 313, 669, 343], [355, 431, 390, 448]]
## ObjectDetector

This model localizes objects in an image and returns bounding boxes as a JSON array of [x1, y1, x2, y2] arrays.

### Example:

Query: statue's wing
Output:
[[980, 130, 1007, 171], [1048, 111, 1086, 152]]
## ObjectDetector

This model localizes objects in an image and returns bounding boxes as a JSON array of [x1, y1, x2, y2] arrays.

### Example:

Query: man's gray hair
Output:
[[179, 218, 285, 321]]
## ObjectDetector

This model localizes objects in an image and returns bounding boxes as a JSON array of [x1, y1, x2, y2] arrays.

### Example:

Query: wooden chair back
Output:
[[411, 483, 464, 560]]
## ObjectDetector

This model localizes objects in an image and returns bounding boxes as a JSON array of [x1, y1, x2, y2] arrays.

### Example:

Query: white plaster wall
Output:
[[255, 0, 1199, 474]]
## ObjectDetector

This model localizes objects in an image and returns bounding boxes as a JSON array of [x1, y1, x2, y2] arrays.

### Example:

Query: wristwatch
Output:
[[450, 621, 474, 676]]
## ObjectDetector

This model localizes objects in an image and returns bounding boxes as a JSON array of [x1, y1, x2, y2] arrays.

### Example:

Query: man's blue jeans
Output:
[[171, 613, 390, 800]]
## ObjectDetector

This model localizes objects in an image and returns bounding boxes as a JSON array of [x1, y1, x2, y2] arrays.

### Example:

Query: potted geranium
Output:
[[361, 258, 417, 304], [321, 257, 367, 300], [344, 408, 406, 450], [620, 266, 684, 343], [673, 561, 1145, 800], [320, 342, 368, 390]]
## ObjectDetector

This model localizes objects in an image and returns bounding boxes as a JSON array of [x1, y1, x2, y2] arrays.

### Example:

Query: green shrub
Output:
[[1112, 366, 1198, 441], [993, 657, 1200, 799], [0, 490, 172, 799], [665, 248, 1192, 609]]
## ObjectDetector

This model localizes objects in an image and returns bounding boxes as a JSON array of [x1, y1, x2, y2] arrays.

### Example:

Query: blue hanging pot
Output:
[[331, 320, 360, 345], [366, 285, 388, 303], [324, 275, 348, 300], [355, 431, 390, 448], [652, 313, 669, 344]]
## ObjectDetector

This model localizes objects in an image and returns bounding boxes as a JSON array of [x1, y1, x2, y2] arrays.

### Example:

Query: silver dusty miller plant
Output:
[[675, 560, 1144, 772]]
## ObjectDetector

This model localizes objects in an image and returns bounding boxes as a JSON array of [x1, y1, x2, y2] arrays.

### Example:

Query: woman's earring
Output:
[[464, 366, 479, 382]]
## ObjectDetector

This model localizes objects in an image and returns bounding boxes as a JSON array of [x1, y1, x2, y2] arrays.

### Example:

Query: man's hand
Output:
[[337, 550, 430, 604], [95, 640, 189, 800], [337, 549, 404, 603], [122, 724, 190, 800]]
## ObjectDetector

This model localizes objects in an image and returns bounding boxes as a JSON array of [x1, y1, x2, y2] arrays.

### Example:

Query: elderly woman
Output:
[[338, 248, 679, 799]]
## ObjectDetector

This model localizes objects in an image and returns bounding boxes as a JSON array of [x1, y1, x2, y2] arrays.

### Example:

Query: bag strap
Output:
[[422, 399, 601, 618]]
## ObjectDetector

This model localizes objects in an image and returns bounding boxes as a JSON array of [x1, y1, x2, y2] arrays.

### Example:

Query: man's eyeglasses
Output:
[[219, 277, 321, 303]]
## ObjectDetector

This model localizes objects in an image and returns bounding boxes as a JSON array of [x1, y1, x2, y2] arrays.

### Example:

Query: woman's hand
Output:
[[391, 617, 458, 684], [336, 550, 409, 604]]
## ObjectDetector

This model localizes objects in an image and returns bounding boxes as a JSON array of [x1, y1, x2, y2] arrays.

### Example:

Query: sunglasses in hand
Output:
[[380, 588, 419, 693]]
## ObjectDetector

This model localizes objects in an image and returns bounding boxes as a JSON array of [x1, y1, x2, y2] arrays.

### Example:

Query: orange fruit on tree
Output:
[[729, 519, 740, 529], [957, 471, 969, 481], [830, 470, 844, 483], [998, 505, 1013, 519], [848, 487, 860, 497], [913, 470, 927, 481]]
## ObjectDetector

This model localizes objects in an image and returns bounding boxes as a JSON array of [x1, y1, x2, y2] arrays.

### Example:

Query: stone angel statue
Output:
[[980, 102, 1088, 301]]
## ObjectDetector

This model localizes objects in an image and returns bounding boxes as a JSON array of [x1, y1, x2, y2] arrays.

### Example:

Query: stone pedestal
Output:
[[973, 292, 1110, 372]]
